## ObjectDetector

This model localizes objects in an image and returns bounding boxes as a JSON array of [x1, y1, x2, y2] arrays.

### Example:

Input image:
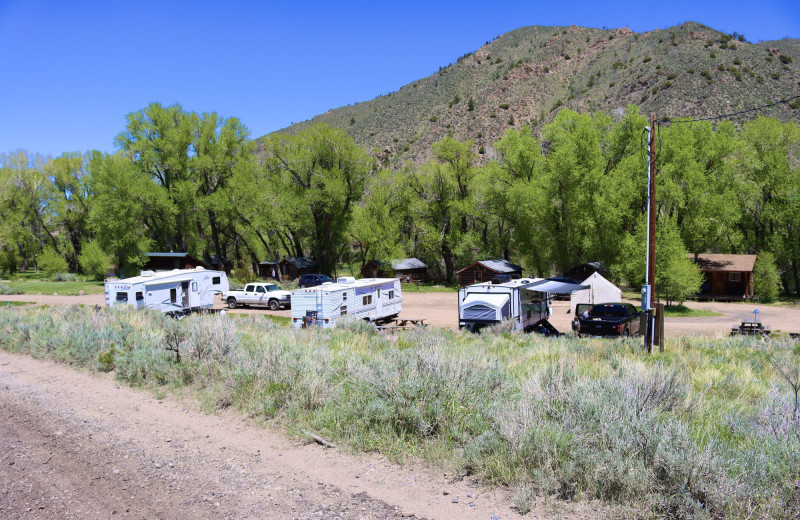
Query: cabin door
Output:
[[181, 281, 189, 308]]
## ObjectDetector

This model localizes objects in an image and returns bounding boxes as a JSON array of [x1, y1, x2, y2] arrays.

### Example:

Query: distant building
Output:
[[565, 262, 607, 281], [361, 258, 428, 282], [144, 253, 211, 272], [258, 260, 280, 279], [457, 259, 523, 287], [278, 257, 318, 280], [691, 254, 756, 300]]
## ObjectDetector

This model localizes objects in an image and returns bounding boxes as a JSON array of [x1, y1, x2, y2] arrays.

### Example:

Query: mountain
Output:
[[264, 22, 800, 165]]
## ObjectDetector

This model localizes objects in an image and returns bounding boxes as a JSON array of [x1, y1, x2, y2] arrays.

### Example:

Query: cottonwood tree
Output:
[[263, 123, 374, 275]]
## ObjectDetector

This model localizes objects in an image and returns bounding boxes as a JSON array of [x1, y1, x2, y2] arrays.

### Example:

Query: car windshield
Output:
[[318, 275, 332, 282], [266, 285, 278, 292], [589, 305, 628, 318]]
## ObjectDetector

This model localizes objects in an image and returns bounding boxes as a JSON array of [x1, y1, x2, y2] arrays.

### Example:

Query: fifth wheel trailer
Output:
[[105, 267, 229, 317], [291, 277, 402, 329], [458, 278, 587, 332]]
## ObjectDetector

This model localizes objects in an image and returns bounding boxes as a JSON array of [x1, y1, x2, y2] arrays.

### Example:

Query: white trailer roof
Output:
[[304, 278, 397, 292], [110, 268, 220, 285]]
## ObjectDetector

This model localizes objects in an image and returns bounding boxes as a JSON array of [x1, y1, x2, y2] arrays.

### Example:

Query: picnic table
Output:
[[731, 318, 771, 336], [375, 318, 427, 331]]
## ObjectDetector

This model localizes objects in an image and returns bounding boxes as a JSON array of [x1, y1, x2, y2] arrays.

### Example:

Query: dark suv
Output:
[[298, 273, 333, 288]]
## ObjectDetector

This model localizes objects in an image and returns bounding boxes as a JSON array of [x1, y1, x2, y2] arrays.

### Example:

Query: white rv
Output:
[[290, 277, 402, 329], [458, 278, 587, 333], [104, 267, 229, 317]]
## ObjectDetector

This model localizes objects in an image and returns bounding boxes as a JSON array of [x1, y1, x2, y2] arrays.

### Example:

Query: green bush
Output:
[[38, 248, 68, 275], [0, 283, 23, 295], [79, 242, 112, 281], [753, 251, 782, 302]]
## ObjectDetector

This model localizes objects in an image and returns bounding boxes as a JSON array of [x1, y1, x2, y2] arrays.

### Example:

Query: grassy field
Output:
[[1, 305, 797, 519], [662, 305, 723, 318], [0, 300, 35, 307], [1, 271, 105, 295]]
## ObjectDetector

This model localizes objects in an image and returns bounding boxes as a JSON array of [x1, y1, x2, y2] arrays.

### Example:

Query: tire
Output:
[[268, 299, 280, 311], [623, 327, 630, 337], [227, 298, 238, 309]]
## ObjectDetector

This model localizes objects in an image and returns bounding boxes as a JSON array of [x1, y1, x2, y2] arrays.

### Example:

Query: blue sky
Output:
[[1, 0, 798, 157]]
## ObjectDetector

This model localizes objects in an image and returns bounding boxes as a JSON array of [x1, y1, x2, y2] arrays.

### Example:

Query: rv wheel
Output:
[[227, 298, 238, 309], [268, 299, 280, 311]]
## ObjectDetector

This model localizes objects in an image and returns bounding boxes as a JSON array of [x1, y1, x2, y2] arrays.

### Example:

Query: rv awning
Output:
[[143, 277, 193, 286], [524, 280, 588, 294], [462, 293, 510, 308]]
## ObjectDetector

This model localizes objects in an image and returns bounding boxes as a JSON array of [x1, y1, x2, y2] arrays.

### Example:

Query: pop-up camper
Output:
[[104, 267, 229, 317], [290, 277, 402, 329], [458, 278, 587, 332]]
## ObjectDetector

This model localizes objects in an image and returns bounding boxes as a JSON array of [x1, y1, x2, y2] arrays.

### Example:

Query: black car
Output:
[[576, 303, 643, 337], [298, 273, 333, 288]]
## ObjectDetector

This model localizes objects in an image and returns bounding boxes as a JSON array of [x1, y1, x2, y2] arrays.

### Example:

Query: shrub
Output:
[[79, 241, 112, 280], [643, 56, 652, 63], [753, 251, 783, 302], [429, 116, 438, 122], [499, 103, 510, 110], [780, 54, 793, 64], [0, 283, 23, 295], [38, 247, 68, 275], [53, 273, 79, 282], [467, 96, 476, 111]]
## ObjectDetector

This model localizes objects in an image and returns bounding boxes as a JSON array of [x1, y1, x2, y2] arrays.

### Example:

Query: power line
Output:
[[658, 94, 800, 125]]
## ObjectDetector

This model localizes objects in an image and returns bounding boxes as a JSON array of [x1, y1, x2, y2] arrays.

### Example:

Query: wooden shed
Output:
[[258, 260, 280, 279], [691, 254, 756, 300], [144, 252, 211, 272], [565, 261, 607, 281], [361, 258, 428, 282], [278, 257, 318, 280], [457, 259, 524, 287]]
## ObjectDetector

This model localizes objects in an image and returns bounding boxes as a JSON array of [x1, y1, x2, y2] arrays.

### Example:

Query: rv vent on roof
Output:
[[140, 270, 155, 277], [337, 276, 355, 284], [195, 266, 205, 270]]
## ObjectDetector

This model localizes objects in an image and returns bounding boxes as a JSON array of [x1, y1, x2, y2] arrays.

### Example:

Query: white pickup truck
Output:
[[222, 282, 291, 310]]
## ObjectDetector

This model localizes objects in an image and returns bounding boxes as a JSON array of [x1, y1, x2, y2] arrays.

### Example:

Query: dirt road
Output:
[[1, 350, 557, 520], [2, 291, 798, 336]]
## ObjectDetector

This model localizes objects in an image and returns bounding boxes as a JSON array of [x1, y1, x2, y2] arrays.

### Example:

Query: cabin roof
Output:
[[281, 257, 317, 268], [458, 259, 523, 274], [391, 258, 428, 270], [690, 254, 757, 272]]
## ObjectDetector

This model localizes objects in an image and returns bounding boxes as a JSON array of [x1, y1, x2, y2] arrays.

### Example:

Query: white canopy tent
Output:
[[570, 272, 622, 314]]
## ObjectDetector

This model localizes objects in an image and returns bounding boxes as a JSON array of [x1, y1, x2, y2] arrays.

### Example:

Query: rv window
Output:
[[135, 292, 144, 301], [212, 276, 220, 285], [170, 288, 177, 303], [191, 282, 198, 292], [340, 306, 347, 316], [362, 295, 372, 305], [377, 289, 381, 298], [256, 286, 266, 293], [245, 284, 255, 292], [342, 292, 347, 300], [116, 292, 128, 302], [388, 290, 394, 299]]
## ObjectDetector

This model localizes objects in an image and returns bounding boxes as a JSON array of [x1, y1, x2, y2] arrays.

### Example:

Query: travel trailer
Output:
[[290, 277, 402, 329], [458, 278, 587, 333], [104, 267, 229, 317]]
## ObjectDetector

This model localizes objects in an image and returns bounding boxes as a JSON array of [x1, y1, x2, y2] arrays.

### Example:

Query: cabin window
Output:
[[212, 276, 220, 285], [170, 288, 177, 303], [388, 290, 394, 299], [256, 286, 266, 293], [245, 284, 255, 292], [340, 305, 347, 316], [475, 271, 483, 282], [191, 282, 198, 292], [362, 295, 372, 305], [116, 292, 128, 302], [729, 272, 741, 282], [135, 292, 144, 301]]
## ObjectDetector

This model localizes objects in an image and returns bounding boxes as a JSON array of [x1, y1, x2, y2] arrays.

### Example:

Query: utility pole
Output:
[[643, 114, 658, 353]]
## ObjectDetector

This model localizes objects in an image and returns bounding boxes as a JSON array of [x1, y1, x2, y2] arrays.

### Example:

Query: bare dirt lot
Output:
[[2, 291, 799, 336], [0, 350, 614, 520]]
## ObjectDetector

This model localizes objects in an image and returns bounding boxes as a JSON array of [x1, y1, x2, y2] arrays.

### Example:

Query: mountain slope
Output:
[[266, 22, 800, 165]]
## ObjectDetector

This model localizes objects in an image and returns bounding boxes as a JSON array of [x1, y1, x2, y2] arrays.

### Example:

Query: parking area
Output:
[[2, 291, 798, 337]]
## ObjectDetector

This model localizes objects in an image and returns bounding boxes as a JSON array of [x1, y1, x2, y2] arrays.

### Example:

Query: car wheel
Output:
[[623, 327, 630, 337], [268, 299, 280, 311], [227, 298, 238, 309]]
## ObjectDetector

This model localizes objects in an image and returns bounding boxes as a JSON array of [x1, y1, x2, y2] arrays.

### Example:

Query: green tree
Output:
[[78, 241, 112, 280], [263, 123, 374, 275], [753, 251, 783, 302], [39, 247, 68, 275]]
